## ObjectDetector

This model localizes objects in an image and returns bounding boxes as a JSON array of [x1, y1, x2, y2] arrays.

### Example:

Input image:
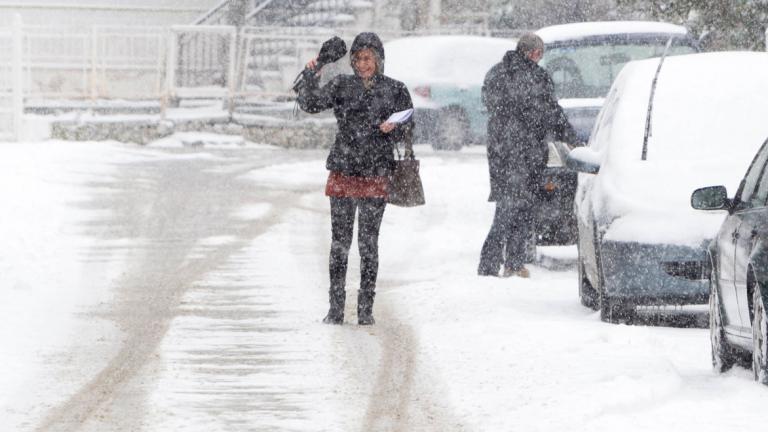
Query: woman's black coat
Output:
[[298, 72, 414, 177], [482, 50, 577, 202]]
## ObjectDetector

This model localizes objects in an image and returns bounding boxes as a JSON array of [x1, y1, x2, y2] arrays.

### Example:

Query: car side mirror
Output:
[[565, 146, 600, 174], [691, 185, 730, 210]]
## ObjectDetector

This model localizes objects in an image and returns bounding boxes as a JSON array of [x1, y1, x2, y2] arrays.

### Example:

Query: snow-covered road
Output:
[[1, 138, 767, 431]]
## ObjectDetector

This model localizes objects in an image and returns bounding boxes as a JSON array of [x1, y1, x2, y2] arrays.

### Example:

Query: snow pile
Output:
[[0, 141, 140, 429], [150, 132, 248, 148]]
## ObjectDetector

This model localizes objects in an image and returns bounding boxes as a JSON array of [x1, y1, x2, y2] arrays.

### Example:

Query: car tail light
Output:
[[413, 85, 431, 99], [662, 261, 706, 280]]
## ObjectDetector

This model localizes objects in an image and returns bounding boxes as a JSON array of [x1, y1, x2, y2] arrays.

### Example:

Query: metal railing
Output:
[[167, 25, 237, 103], [194, 0, 262, 25], [193, 0, 233, 25]]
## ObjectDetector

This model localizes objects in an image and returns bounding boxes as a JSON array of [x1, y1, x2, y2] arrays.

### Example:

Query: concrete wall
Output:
[[51, 115, 339, 148]]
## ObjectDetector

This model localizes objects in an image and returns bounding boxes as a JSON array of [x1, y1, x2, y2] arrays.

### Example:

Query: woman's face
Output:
[[353, 48, 377, 79]]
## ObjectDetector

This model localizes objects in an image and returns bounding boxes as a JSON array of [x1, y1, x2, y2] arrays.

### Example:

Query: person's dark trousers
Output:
[[504, 206, 535, 270], [478, 199, 534, 275], [327, 197, 386, 323]]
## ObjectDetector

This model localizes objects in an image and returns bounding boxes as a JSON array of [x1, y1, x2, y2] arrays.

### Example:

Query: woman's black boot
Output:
[[323, 288, 345, 324], [357, 290, 376, 325]]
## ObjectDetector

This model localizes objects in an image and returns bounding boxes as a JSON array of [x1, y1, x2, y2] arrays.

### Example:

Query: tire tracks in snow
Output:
[[34, 149, 320, 432], [358, 291, 468, 432]]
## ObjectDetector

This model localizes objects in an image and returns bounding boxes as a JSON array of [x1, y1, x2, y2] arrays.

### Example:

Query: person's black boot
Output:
[[323, 288, 345, 324], [357, 290, 376, 325]]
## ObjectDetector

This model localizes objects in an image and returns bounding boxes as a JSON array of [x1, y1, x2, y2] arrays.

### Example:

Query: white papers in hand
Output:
[[386, 108, 414, 124]]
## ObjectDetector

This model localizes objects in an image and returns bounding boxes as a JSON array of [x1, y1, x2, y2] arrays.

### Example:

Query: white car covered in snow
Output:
[[567, 51, 768, 323]]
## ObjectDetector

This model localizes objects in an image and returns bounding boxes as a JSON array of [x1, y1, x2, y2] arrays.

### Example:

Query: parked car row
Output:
[[385, 22, 699, 151], [566, 50, 768, 383], [384, 22, 699, 247]]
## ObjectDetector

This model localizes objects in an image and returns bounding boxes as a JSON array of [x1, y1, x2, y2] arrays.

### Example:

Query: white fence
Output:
[[0, 21, 509, 141], [0, 17, 23, 141], [23, 25, 167, 100]]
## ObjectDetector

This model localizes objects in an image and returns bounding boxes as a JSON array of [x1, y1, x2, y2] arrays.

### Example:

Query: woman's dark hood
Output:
[[350, 32, 385, 74], [350, 32, 385, 60]]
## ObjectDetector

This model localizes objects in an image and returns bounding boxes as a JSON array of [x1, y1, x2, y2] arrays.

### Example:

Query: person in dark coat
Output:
[[478, 33, 578, 278], [297, 32, 414, 325]]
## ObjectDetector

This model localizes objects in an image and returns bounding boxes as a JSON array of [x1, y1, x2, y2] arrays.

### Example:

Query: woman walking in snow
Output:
[[296, 32, 414, 325]]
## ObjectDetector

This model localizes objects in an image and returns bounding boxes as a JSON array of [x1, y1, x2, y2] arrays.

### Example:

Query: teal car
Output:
[[384, 35, 517, 150]]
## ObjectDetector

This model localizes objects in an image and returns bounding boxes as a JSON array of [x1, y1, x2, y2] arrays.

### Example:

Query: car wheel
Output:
[[752, 283, 768, 384], [433, 106, 467, 151], [593, 228, 634, 323], [578, 247, 598, 310], [710, 279, 738, 373], [599, 295, 634, 324]]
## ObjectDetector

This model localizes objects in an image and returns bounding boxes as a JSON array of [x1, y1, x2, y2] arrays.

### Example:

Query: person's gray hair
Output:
[[516, 33, 544, 56]]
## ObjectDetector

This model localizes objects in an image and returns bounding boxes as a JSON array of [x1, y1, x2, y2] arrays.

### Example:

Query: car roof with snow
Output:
[[536, 21, 689, 44], [384, 35, 516, 86]]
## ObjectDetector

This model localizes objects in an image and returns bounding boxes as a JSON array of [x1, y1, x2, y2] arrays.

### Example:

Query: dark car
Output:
[[536, 142, 577, 245], [692, 137, 768, 384]]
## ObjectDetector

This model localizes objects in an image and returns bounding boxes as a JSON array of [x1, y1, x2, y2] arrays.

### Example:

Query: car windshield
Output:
[[540, 38, 697, 99]]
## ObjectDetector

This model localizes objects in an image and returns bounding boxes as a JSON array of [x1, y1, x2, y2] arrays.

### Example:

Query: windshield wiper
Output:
[[641, 36, 675, 161]]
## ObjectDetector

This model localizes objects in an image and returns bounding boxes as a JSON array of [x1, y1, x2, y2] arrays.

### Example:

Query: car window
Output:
[[587, 87, 620, 151], [753, 172, 768, 208], [738, 141, 768, 207], [541, 40, 696, 99]]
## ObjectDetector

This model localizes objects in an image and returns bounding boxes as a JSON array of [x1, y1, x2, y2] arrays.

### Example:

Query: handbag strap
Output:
[[394, 140, 415, 161], [392, 119, 415, 160]]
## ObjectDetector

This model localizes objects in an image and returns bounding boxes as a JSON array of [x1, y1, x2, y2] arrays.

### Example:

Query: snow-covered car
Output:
[[567, 52, 768, 323], [537, 21, 700, 143], [691, 136, 768, 382], [533, 21, 699, 245], [384, 35, 516, 150]]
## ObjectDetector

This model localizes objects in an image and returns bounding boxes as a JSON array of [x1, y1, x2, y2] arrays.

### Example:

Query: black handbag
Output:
[[387, 146, 425, 207]]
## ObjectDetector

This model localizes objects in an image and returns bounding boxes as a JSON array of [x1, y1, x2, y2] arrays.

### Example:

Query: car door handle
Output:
[[732, 231, 740, 240]]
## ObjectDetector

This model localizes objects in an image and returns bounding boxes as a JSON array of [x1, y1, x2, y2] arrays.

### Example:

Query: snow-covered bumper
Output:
[[600, 240, 710, 305]]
